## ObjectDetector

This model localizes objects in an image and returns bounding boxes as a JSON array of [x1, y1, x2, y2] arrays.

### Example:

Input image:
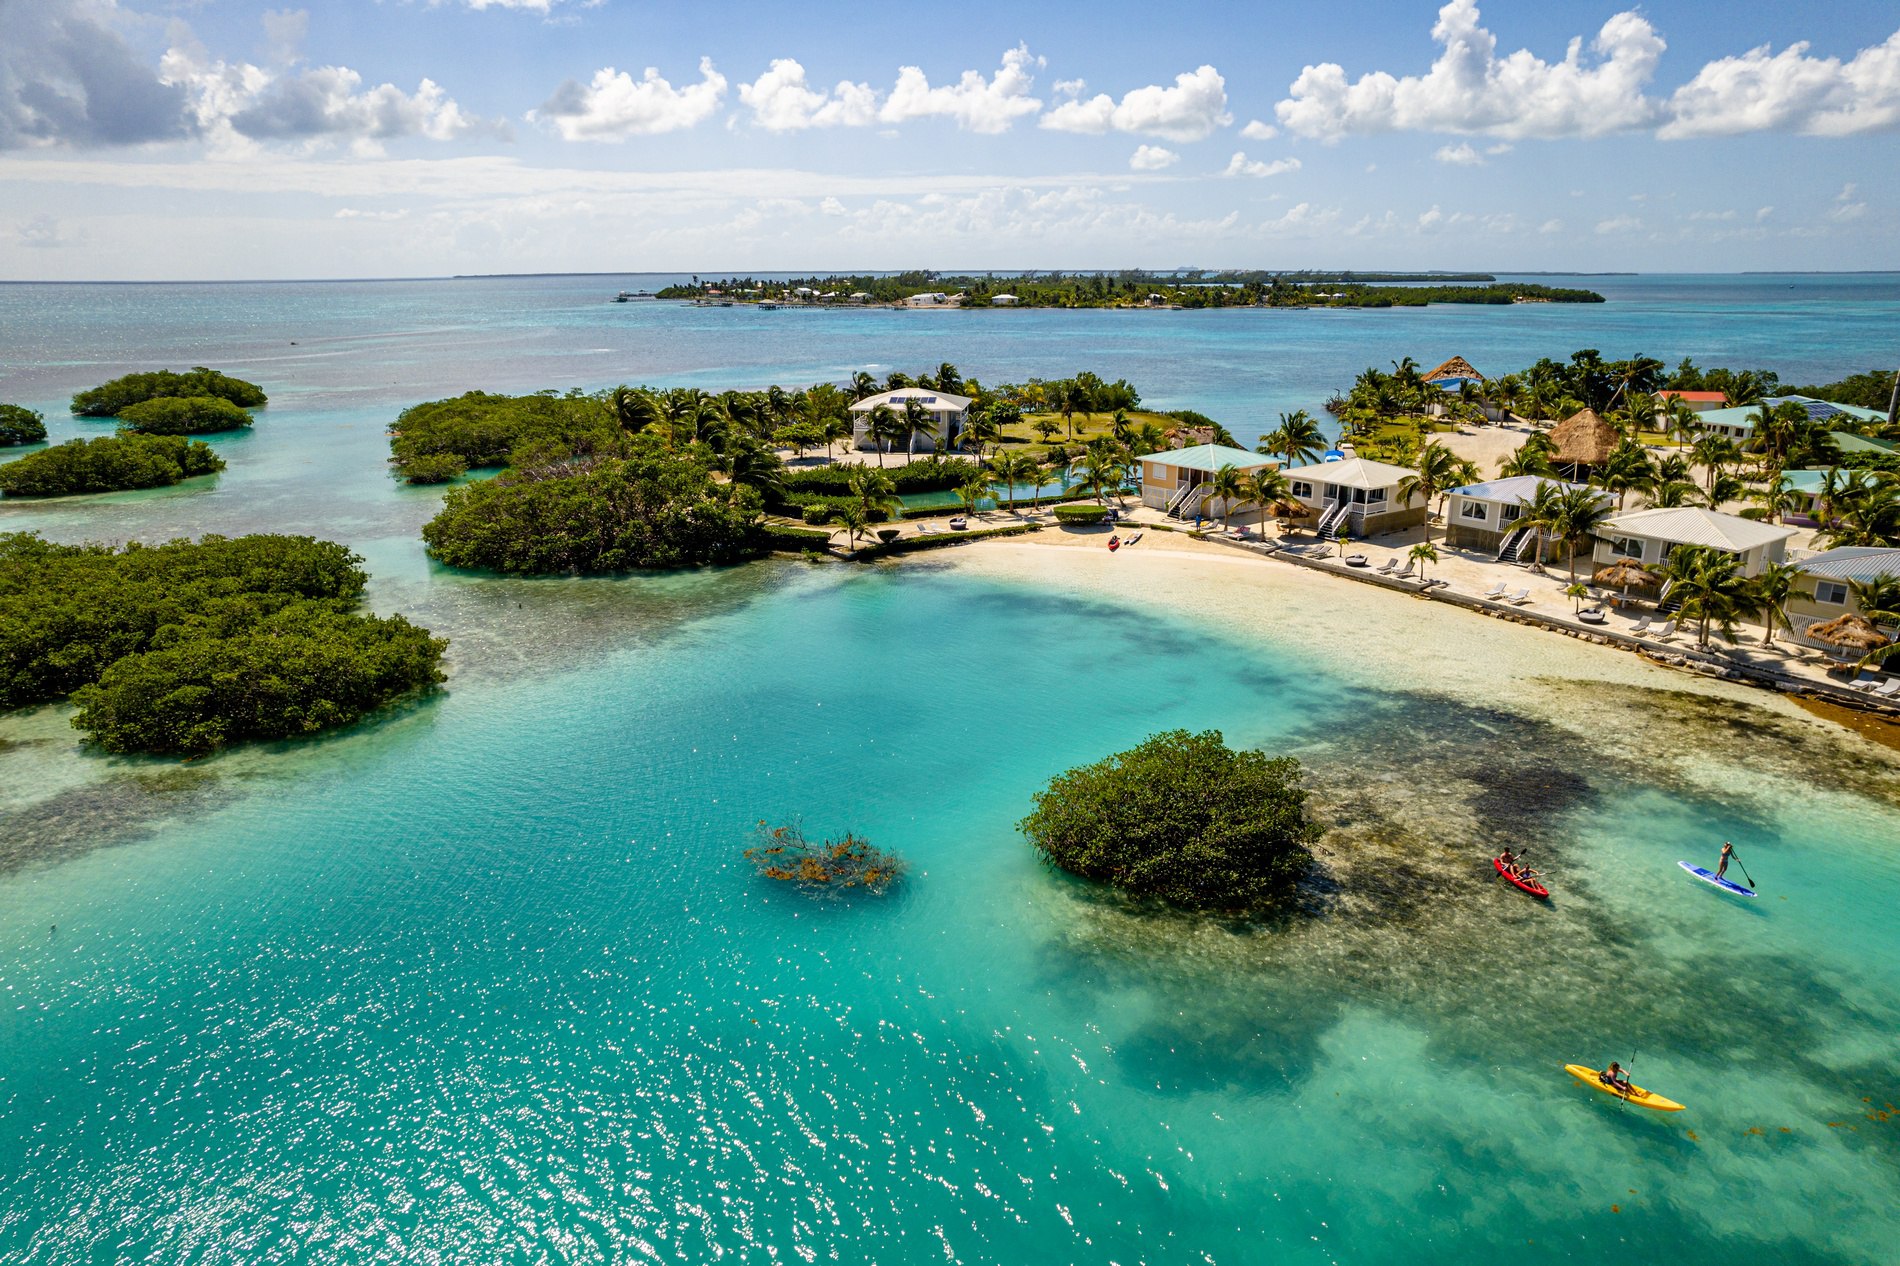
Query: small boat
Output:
[[613, 292, 632, 302], [1564, 1064, 1686, 1112], [1678, 861, 1755, 898], [1494, 856, 1549, 899], [1108, 535, 1121, 552], [759, 301, 778, 310], [1125, 532, 1143, 546]]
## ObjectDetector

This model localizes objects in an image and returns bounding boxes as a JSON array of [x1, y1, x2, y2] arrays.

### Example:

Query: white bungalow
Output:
[[1137, 444, 1276, 520], [849, 388, 973, 454], [1280, 457, 1428, 539], [1444, 476, 1604, 560], [990, 294, 1020, 306], [1653, 390, 1727, 414], [1690, 405, 1763, 443], [1592, 506, 1798, 578]]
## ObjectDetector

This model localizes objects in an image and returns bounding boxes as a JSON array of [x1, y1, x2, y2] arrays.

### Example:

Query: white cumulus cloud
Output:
[[1239, 118, 1278, 140], [737, 59, 878, 131], [1595, 214, 1643, 234], [531, 58, 727, 140], [879, 44, 1043, 133], [1041, 64, 1232, 141], [1275, 0, 1664, 140], [1434, 142, 1484, 165], [1661, 29, 1900, 139], [1222, 151, 1300, 178], [1829, 183, 1867, 221], [1129, 144, 1178, 170]]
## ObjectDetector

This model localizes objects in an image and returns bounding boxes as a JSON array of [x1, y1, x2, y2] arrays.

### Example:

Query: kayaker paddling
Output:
[[1600, 1062, 1633, 1094]]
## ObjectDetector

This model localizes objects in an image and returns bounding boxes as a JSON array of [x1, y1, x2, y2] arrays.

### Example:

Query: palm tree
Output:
[[1565, 581, 1592, 613], [1549, 484, 1614, 583], [865, 405, 904, 466], [1753, 472, 1805, 525], [1593, 440, 1656, 510], [719, 439, 784, 499], [1408, 541, 1439, 581], [1208, 463, 1247, 531], [831, 504, 869, 550], [1690, 431, 1741, 494], [960, 409, 1001, 464], [1697, 473, 1750, 511], [1850, 577, 1900, 669], [1747, 561, 1808, 647], [1519, 481, 1566, 566], [1397, 441, 1464, 545], [847, 467, 902, 526], [1261, 411, 1325, 467], [1059, 378, 1094, 438], [608, 384, 661, 434], [989, 451, 1039, 515], [955, 471, 996, 516], [1663, 544, 1749, 649], [901, 398, 936, 456], [1036, 458, 1068, 509], [819, 415, 852, 465], [849, 371, 878, 401], [1242, 466, 1291, 537]]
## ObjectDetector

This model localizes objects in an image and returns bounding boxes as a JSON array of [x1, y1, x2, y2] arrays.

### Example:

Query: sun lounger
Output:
[[1391, 561, 1415, 579], [917, 524, 945, 536], [1628, 616, 1652, 635], [1481, 581, 1508, 599], [1873, 679, 1900, 699], [1509, 589, 1532, 605], [1848, 672, 1880, 692], [1375, 558, 1399, 575], [1651, 620, 1677, 640]]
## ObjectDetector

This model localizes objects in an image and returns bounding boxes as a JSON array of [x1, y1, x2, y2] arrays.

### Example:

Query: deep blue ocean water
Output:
[[1, 275, 1898, 1264]]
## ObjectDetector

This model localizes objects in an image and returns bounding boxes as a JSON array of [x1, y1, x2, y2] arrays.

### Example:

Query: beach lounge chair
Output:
[[1628, 616, 1652, 635], [1481, 580, 1508, 599], [1375, 557, 1399, 575], [1651, 620, 1677, 640], [1847, 672, 1880, 692], [1873, 679, 1900, 699], [1391, 560, 1415, 579], [1509, 589, 1532, 605], [918, 524, 944, 536]]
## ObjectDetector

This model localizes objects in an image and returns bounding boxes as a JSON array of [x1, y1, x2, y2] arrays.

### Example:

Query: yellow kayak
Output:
[[1564, 1064, 1686, 1112]]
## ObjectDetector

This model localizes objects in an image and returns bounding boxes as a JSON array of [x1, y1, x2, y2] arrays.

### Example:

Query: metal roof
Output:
[[1767, 395, 1887, 424], [1137, 443, 1273, 473], [1600, 506, 1798, 552], [1830, 431, 1897, 454], [1281, 456, 1416, 490], [1690, 404, 1763, 431], [1797, 546, 1900, 584], [1448, 475, 1594, 505], [849, 387, 974, 412]]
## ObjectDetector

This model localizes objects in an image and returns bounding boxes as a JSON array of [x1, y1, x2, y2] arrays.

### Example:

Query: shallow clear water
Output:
[[1, 276, 1898, 1264]]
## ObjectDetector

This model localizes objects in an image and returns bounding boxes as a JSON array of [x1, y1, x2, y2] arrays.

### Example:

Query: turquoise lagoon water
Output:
[[2, 276, 1899, 1263]]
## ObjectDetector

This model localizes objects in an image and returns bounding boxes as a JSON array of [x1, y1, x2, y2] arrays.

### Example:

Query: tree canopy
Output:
[[389, 390, 613, 482], [0, 532, 444, 755], [0, 404, 45, 446], [0, 434, 223, 498], [116, 395, 255, 436], [1019, 729, 1319, 909], [71, 367, 267, 417]]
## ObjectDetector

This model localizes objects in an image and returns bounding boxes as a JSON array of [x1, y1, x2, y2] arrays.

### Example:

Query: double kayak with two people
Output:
[[1493, 854, 1549, 899], [1564, 1063, 1686, 1112]]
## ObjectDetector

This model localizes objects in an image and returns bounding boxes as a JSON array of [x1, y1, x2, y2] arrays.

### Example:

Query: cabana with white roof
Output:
[[848, 388, 973, 453], [1787, 546, 1900, 648], [1592, 506, 1798, 578], [1280, 457, 1427, 539], [1444, 475, 1603, 560]]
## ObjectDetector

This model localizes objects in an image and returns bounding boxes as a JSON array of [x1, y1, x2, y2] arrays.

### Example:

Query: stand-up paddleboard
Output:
[[1564, 1064, 1686, 1112], [1679, 861, 1755, 898]]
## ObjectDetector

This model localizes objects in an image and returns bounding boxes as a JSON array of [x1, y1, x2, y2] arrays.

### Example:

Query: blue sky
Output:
[[1, 0, 1896, 279]]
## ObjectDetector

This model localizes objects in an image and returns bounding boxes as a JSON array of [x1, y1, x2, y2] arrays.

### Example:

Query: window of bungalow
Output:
[[1815, 581, 1849, 605], [1501, 504, 1522, 522], [1365, 487, 1387, 505], [1460, 501, 1489, 521], [1609, 536, 1643, 559], [1291, 480, 1313, 498]]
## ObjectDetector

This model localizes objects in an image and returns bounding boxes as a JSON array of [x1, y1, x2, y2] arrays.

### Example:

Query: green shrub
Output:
[[755, 523, 834, 552], [389, 390, 615, 479], [863, 523, 1038, 555], [0, 532, 369, 707], [1019, 729, 1319, 909], [0, 404, 46, 446], [116, 395, 254, 435], [0, 434, 223, 498], [401, 453, 469, 484], [70, 604, 446, 756], [801, 502, 835, 525], [1053, 502, 1108, 523], [421, 440, 763, 574], [777, 492, 892, 522], [71, 368, 267, 417], [779, 457, 977, 497]]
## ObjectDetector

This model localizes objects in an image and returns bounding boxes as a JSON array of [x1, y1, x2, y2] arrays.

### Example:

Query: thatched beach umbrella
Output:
[[1549, 408, 1618, 479], [1806, 612, 1890, 655], [1273, 500, 1314, 520], [1592, 560, 1660, 593]]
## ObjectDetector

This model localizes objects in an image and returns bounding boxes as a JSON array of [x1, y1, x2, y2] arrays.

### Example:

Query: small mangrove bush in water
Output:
[[115, 396, 254, 436], [71, 368, 267, 417], [0, 404, 46, 447], [745, 822, 907, 895], [0, 532, 446, 755], [1019, 729, 1319, 909], [0, 434, 223, 497]]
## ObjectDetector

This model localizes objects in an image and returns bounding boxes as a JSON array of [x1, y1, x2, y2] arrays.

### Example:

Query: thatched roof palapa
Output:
[[1592, 560, 1661, 590], [1549, 409, 1618, 469], [1805, 612, 1891, 652], [1422, 355, 1485, 384]]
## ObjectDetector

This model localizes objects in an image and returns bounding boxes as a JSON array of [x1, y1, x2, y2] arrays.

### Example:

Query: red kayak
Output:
[[1494, 857, 1549, 899], [1108, 536, 1121, 551]]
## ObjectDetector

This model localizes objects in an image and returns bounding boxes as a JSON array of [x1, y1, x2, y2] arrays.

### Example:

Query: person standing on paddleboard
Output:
[[1715, 841, 1735, 880]]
